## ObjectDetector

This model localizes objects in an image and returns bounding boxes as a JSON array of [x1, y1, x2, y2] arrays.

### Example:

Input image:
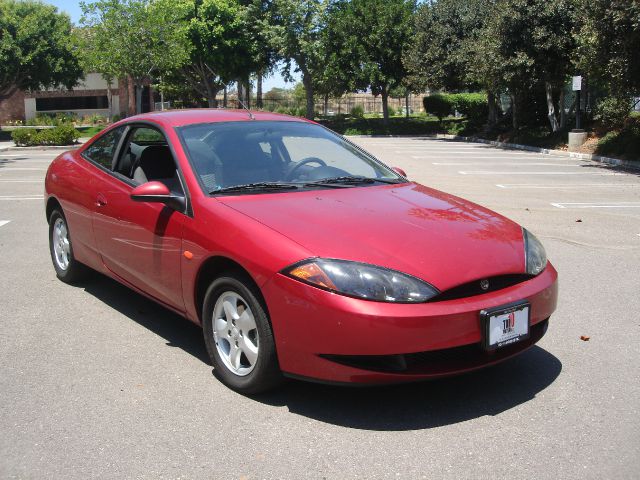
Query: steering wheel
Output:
[[286, 157, 327, 180]]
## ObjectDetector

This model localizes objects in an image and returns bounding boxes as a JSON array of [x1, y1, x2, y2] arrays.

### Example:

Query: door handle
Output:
[[96, 194, 107, 207]]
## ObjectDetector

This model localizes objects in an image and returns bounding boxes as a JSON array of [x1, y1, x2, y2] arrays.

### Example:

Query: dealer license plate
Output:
[[481, 302, 530, 350]]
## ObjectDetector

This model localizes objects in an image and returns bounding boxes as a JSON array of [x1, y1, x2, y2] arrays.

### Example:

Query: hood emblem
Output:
[[480, 279, 490, 291]]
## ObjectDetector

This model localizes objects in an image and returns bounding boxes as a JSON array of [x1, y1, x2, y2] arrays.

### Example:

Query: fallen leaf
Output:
[[576, 219, 582, 223], [580, 335, 590, 341]]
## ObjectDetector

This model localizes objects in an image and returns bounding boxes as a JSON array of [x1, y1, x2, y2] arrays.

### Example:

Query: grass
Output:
[[76, 126, 105, 137]]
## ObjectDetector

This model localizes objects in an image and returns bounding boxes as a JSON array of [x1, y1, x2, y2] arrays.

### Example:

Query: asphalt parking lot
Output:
[[1, 138, 639, 479]]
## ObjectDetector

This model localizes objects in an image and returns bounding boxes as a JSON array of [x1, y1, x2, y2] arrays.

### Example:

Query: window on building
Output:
[[35, 95, 109, 111]]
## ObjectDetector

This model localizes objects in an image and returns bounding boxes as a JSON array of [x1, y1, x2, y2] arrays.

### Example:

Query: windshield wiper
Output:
[[309, 175, 402, 185], [211, 182, 301, 194]]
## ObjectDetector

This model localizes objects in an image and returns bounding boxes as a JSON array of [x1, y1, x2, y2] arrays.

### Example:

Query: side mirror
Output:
[[392, 166, 407, 178], [130, 181, 186, 211]]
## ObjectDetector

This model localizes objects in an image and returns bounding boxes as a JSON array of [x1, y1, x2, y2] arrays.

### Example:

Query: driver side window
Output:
[[115, 126, 183, 194]]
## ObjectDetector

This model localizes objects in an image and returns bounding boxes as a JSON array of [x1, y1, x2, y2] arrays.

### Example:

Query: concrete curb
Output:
[[0, 144, 82, 152], [435, 134, 640, 171]]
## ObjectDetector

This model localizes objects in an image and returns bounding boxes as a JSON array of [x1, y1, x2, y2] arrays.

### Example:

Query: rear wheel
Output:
[[48, 209, 86, 283], [202, 272, 283, 394]]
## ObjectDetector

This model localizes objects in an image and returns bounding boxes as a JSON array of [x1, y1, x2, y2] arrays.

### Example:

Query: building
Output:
[[0, 73, 156, 123]]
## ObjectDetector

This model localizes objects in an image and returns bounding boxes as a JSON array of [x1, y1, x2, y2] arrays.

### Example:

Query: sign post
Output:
[[572, 76, 582, 131]]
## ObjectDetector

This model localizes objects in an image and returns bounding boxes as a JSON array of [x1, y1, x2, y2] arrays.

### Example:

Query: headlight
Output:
[[523, 228, 547, 275], [283, 258, 439, 303]]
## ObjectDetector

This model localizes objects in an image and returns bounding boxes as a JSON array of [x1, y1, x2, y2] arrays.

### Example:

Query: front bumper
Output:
[[262, 263, 558, 384]]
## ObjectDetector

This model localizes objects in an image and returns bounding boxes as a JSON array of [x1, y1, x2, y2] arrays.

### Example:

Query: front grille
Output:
[[431, 274, 534, 302], [321, 318, 548, 375]]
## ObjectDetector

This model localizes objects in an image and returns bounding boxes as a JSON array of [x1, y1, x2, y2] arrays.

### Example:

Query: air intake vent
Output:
[[431, 274, 533, 302]]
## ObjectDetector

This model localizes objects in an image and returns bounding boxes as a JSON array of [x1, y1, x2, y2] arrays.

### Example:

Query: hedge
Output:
[[423, 92, 488, 125], [11, 125, 80, 146]]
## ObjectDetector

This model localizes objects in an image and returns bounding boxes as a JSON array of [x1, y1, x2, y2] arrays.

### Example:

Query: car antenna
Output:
[[221, 79, 255, 120]]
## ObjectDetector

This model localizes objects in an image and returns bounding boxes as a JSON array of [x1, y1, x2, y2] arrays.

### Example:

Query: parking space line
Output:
[[551, 202, 640, 209], [459, 171, 622, 176], [0, 180, 42, 183], [0, 220, 9, 228], [496, 183, 639, 189], [434, 162, 580, 166], [0, 195, 44, 200], [0, 167, 47, 171]]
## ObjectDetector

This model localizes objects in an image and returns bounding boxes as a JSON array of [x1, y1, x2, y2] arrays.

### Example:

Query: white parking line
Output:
[[0, 180, 42, 183], [0, 195, 44, 200], [551, 202, 640, 209], [459, 171, 622, 176], [434, 162, 580, 166], [496, 183, 639, 189], [0, 167, 46, 171], [0, 154, 58, 158], [0, 220, 10, 228], [413, 155, 544, 159]]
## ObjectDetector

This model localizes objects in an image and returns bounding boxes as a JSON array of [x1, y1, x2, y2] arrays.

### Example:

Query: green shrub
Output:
[[596, 116, 640, 159], [111, 113, 122, 122], [274, 106, 288, 114], [423, 94, 453, 121], [450, 93, 488, 126], [350, 105, 365, 118], [11, 128, 39, 146], [11, 125, 79, 146], [594, 95, 633, 131], [344, 127, 363, 135], [387, 106, 396, 117]]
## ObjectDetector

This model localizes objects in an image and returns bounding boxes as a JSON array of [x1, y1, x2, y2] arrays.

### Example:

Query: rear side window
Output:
[[84, 127, 125, 169]]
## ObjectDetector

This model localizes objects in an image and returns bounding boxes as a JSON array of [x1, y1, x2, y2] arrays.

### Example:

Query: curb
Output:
[[435, 134, 640, 171], [0, 144, 82, 152]]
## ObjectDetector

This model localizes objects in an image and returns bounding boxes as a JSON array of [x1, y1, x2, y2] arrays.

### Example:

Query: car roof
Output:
[[118, 109, 313, 128]]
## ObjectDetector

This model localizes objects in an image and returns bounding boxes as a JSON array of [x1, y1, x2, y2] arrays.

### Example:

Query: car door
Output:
[[88, 124, 186, 312]]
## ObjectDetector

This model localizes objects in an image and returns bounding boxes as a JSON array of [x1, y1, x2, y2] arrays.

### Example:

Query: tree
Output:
[[269, 0, 329, 119], [80, 0, 191, 114], [404, 0, 487, 93], [326, 0, 415, 124], [0, 0, 82, 100], [575, 0, 640, 98]]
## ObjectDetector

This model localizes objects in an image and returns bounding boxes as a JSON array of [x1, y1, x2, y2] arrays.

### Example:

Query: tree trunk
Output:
[[545, 81, 560, 132], [245, 79, 250, 109], [105, 78, 113, 121], [223, 86, 228, 108], [487, 90, 498, 127], [205, 80, 217, 108], [135, 83, 143, 114], [302, 72, 314, 120], [559, 89, 567, 129], [381, 86, 389, 125], [405, 92, 410, 119], [256, 74, 263, 109], [127, 75, 135, 116], [510, 93, 518, 130], [237, 81, 244, 109], [323, 93, 329, 115]]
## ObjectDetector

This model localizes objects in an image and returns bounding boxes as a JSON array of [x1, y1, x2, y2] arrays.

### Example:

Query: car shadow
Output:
[[78, 273, 210, 365], [253, 346, 561, 431], [75, 273, 561, 431]]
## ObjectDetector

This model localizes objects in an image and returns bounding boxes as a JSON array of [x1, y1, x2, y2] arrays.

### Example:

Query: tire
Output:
[[202, 272, 283, 394], [48, 209, 87, 283]]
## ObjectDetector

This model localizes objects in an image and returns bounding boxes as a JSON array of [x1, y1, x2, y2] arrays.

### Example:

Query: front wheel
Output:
[[48, 209, 87, 283], [202, 273, 283, 394]]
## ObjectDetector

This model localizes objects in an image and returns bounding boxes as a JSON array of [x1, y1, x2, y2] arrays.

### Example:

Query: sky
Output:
[[42, 0, 299, 92]]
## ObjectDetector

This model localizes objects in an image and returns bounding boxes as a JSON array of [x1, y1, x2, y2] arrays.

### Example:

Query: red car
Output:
[[45, 110, 558, 393]]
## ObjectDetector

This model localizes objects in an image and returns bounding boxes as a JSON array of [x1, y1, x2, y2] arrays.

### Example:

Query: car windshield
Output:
[[178, 120, 402, 194]]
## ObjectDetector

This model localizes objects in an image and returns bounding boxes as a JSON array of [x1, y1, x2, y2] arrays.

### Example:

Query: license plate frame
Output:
[[480, 301, 530, 351]]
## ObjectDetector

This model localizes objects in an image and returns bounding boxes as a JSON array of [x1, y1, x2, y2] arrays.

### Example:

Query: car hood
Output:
[[218, 183, 526, 291]]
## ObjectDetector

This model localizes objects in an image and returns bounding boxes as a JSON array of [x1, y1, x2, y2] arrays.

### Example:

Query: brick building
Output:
[[0, 73, 156, 123]]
